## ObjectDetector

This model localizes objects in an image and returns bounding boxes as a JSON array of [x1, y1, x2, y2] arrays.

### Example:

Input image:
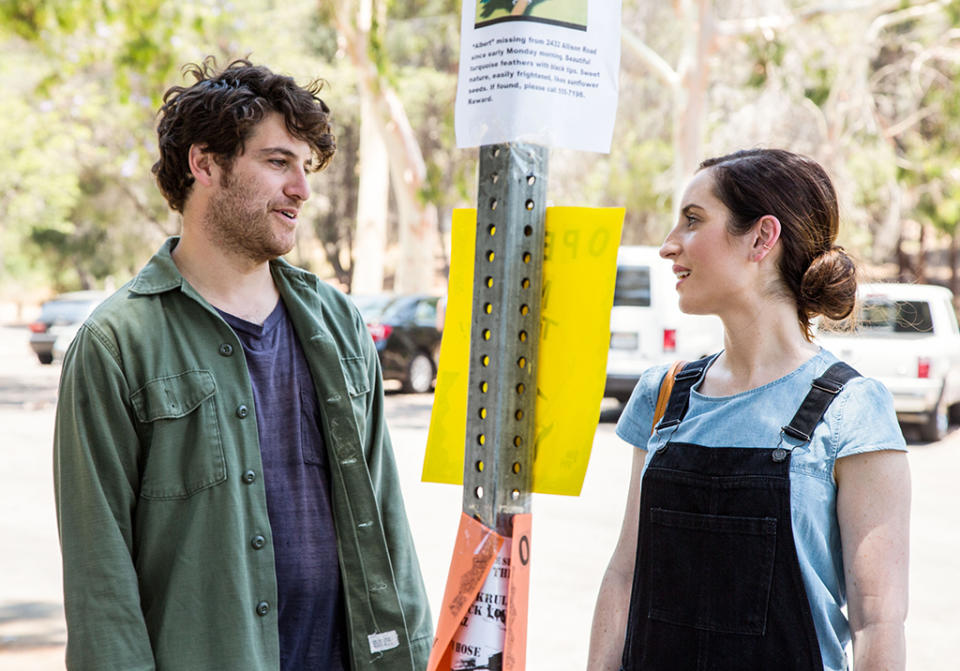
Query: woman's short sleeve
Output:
[[833, 376, 908, 459], [615, 363, 671, 450]]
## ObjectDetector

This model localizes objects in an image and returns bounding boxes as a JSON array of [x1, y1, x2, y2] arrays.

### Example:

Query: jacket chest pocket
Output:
[[340, 355, 370, 444], [131, 370, 227, 500]]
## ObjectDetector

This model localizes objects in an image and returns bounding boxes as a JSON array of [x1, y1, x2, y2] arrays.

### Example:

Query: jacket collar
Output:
[[128, 238, 185, 295], [129, 237, 314, 296]]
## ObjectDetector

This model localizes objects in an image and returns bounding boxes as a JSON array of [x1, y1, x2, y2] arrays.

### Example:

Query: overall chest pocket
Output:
[[647, 507, 778, 636], [131, 370, 227, 500]]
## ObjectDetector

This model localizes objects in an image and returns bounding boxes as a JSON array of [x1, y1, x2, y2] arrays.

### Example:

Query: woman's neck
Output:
[[700, 297, 820, 396]]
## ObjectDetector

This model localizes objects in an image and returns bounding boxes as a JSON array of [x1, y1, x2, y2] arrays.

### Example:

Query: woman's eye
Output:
[[685, 215, 698, 226]]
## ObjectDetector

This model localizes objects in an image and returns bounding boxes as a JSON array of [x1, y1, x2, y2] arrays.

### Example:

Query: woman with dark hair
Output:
[[588, 149, 910, 671]]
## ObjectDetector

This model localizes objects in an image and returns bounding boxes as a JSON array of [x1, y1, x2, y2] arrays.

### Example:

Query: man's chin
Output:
[[254, 246, 294, 263]]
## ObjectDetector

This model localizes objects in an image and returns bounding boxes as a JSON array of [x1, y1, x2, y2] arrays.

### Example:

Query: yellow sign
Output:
[[422, 207, 624, 496]]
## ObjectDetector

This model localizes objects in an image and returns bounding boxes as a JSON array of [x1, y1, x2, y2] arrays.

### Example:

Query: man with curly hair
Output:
[[54, 58, 432, 671]]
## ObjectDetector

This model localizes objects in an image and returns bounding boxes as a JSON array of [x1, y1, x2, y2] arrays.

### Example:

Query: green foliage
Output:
[[880, 32, 960, 238], [582, 136, 673, 244], [744, 35, 786, 89], [6, 0, 960, 297], [0, 0, 321, 295], [802, 56, 832, 108]]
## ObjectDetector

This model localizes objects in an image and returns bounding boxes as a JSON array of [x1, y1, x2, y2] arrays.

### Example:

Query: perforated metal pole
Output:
[[462, 143, 548, 536]]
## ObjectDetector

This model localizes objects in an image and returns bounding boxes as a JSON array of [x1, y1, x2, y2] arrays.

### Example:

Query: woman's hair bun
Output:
[[799, 246, 857, 322]]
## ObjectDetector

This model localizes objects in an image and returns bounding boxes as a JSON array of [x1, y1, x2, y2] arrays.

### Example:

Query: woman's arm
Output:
[[836, 449, 911, 671], [587, 447, 647, 671]]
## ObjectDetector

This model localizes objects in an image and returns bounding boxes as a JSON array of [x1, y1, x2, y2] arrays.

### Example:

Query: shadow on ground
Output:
[[0, 374, 59, 409], [0, 602, 65, 650], [598, 404, 623, 424]]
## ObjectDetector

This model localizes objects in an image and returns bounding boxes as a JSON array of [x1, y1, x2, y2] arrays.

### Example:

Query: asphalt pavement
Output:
[[0, 323, 956, 670]]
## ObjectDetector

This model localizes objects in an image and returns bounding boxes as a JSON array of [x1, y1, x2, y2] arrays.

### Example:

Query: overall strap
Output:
[[655, 355, 713, 430], [781, 362, 861, 442]]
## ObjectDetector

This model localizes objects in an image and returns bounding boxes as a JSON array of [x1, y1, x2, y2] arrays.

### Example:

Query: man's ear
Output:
[[751, 215, 781, 262], [188, 144, 216, 187]]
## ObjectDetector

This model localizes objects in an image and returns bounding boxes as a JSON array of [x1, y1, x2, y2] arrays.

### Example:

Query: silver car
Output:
[[29, 291, 107, 364]]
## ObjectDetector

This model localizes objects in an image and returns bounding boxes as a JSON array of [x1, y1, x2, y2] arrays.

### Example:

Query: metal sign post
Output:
[[462, 142, 547, 536], [439, 142, 547, 671]]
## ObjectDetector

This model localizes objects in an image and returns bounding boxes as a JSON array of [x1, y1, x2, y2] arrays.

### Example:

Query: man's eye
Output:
[[270, 159, 287, 167]]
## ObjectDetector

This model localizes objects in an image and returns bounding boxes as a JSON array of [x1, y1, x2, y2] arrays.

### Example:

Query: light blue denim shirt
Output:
[[616, 348, 906, 671]]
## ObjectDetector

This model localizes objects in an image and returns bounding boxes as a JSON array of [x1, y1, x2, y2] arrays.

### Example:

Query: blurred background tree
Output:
[[2, 0, 960, 305]]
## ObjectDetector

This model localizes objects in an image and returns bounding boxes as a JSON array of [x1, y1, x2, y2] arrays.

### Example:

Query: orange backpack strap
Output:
[[651, 360, 687, 435]]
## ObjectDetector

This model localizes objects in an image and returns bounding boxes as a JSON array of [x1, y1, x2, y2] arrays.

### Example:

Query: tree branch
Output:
[[717, 0, 903, 37], [867, 0, 951, 41], [621, 28, 679, 87], [883, 106, 937, 138]]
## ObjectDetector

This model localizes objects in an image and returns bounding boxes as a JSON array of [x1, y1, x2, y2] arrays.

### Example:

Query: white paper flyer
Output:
[[455, 0, 622, 153]]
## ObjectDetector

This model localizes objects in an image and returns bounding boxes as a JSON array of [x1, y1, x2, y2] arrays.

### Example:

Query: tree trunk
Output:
[[331, 0, 439, 294], [671, 0, 715, 210], [950, 228, 958, 296], [872, 178, 903, 263], [896, 234, 912, 282], [349, 0, 389, 295], [917, 224, 927, 283]]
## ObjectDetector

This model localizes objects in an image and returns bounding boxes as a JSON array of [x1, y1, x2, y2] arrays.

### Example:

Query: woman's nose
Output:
[[660, 231, 679, 258]]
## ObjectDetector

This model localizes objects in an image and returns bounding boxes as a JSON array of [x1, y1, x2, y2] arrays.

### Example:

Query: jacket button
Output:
[[256, 601, 270, 617], [219, 343, 234, 356], [242, 470, 256, 484], [236, 404, 249, 418], [251, 535, 266, 550]]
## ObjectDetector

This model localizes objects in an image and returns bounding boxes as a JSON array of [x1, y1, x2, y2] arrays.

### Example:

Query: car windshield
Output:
[[859, 299, 934, 334], [822, 298, 936, 335], [351, 295, 396, 321], [380, 297, 419, 322], [613, 267, 651, 307]]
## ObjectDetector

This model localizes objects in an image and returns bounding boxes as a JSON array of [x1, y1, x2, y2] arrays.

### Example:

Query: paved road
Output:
[[0, 324, 956, 669]]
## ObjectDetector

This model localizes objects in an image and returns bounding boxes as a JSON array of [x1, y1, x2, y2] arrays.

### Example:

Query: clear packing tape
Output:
[[422, 207, 625, 496]]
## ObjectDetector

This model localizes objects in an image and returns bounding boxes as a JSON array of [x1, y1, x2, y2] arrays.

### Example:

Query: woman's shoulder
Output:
[[815, 348, 907, 458], [813, 348, 892, 401], [615, 362, 678, 449]]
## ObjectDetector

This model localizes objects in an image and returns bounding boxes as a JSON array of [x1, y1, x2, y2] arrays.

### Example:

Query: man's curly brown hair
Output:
[[152, 57, 337, 213]]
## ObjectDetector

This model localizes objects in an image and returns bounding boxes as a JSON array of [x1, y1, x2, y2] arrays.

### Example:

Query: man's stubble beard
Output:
[[203, 168, 295, 264]]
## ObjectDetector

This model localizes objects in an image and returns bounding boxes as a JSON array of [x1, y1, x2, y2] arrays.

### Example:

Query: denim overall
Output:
[[620, 357, 860, 671]]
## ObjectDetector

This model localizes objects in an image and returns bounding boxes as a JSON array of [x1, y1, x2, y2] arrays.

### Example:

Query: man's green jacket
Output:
[[54, 239, 432, 670]]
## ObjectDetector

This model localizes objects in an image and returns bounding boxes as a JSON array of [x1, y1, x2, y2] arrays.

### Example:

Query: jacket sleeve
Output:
[[357, 313, 434, 668], [53, 323, 155, 670]]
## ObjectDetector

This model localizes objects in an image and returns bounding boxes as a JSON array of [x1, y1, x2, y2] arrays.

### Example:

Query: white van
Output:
[[605, 246, 725, 403]]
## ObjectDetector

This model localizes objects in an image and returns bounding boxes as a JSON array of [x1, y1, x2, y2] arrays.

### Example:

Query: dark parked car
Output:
[[29, 291, 107, 364], [353, 294, 443, 393]]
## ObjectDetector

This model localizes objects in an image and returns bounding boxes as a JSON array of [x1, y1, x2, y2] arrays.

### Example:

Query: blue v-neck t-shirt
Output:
[[219, 300, 347, 671]]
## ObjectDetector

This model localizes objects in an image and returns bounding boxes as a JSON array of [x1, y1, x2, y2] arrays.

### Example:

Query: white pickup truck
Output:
[[816, 282, 960, 441]]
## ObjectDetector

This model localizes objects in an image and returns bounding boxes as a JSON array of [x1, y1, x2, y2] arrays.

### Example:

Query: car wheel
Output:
[[919, 402, 949, 443], [37, 352, 53, 365], [949, 402, 960, 426], [403, 353, 434, 394]]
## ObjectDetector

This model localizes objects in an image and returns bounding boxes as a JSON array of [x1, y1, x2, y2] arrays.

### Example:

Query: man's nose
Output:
[[286, 167, 310, 202]]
